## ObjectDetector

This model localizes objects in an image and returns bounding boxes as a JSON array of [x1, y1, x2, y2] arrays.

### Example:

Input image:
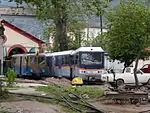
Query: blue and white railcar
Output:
[[46, 47, 105, 82], [45, 50, 73, 78], [71, 47, 105, 82], [11, 53, 49, 77]]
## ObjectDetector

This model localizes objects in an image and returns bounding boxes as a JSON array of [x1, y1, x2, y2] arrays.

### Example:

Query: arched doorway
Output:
[[9, 47, 26, 56], [8, 44, 28, 57]]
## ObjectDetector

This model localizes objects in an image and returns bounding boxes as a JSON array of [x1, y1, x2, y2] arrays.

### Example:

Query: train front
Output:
[[73, 47, 105, 82]]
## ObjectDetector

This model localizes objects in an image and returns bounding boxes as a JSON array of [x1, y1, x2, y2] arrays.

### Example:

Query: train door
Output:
[[19, 56, 22, 76], [70, 55, 73, 79], [15, 56, 21, 75], [52, 56, 55, 76], [58, 56, 62, 77], [29, 55, 38, 75], [46, 56, 51, 76], [38, 55, 46, 76], [11, 57, 17, 73], [21, 56, 28, 76], [72, 54, 79, 78], [61, 55, 70, 77]]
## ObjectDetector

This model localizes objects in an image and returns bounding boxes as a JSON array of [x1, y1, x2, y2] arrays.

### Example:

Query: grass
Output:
[[0, 107, 12, 113], [35, 85, 104, 99], [34, 85, 104, 113], [66, 86, 104, 98], [0, 110, 12, 113], [5, 85, 25, 90]]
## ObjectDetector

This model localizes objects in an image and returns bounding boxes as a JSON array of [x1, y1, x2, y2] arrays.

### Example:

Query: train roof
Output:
[[45, 50, 74, 56], [12, 53, 45, 57], [71, 47, 104, 54]]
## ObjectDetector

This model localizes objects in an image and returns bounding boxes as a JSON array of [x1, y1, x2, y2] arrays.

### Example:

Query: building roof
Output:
[[1, 19, 46, 45]]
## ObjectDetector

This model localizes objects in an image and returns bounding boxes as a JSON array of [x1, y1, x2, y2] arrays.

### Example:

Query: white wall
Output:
[[132, 57, 150, 69], [84, 28, 107, 39], [104, 55, 124, 73]]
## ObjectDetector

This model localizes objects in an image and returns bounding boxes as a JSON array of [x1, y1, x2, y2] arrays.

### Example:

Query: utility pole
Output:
[[100, 11, 103, 35], [1, 45, 4, 75], [0, 23, 5, 75]]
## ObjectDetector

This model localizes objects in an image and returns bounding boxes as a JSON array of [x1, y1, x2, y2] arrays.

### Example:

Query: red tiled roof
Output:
[[1, 19, 46, 46]]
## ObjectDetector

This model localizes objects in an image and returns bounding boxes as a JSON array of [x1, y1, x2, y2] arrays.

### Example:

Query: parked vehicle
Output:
[[45, 47, 105, 82], [140, 64, 150, 73], [101, 67, 150, 86], [11, 53, 49, 77]]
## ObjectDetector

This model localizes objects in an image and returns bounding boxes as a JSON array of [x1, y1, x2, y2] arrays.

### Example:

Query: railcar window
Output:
[[16, 57, 20, 65], [80, 52, 102, 65], [74, 55, 78, 65], [11, 57, 16, 66], [62, 55, 69, 65], [62, 56, 65, 64], [22, 57, 27, 64], [38, 56, 45, 65], [30, 56, 37, 64]]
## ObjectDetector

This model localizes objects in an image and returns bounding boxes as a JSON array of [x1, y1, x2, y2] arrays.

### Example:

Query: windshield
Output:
[[80, 52, 103, 65]]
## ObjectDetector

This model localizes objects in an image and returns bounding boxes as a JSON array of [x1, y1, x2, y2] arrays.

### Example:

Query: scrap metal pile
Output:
[[104, 84, 149, 104]]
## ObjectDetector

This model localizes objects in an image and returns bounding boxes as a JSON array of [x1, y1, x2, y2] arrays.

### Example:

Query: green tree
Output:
[[104, 0, 150, 86], [43, 19, 86, 52], [10, 0, 108, 51]]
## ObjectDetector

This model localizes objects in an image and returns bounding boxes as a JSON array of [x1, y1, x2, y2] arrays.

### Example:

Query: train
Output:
[[11, 53, 49, 77], [11, 47, 105, 82]]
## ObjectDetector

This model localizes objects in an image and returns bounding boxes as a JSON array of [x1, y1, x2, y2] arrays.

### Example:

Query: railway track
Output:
[[6, 79, 106, 113]]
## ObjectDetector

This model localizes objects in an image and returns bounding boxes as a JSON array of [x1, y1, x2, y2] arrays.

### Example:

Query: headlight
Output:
[[79, 70, 86, 74], [102, 76, 108, 81], [102, 76, 107, 79]]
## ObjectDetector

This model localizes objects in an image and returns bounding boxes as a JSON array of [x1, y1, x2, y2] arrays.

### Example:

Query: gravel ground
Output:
[[3, 77, 150, 113], [14, 77, 72, 87], [0, 101, 64, 113], [92, 101, 150, 113]]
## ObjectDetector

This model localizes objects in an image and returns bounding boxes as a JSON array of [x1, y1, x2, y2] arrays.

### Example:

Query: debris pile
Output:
[[44, 77, 72, 86]]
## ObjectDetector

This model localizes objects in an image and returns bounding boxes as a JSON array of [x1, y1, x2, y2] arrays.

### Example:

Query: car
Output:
[[101, 67, 150, 87], [140, 64, 150, 73]]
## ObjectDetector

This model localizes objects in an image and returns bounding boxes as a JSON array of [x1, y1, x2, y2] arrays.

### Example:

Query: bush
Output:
[[5, 68, 17, 87]]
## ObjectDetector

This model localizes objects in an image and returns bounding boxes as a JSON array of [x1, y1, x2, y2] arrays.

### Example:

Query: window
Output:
[[11, 57, 16, 66], [16, 57, 20, 65], [38, 56, 45, 65], [125, 68, 131, 73], [22, 57, 27, 64], [62, 55, 69, 65], [30, 56, 37, 64], [74, 55, 78, 65], [80, 52, 103, 65], [136, 70, 142, 74]]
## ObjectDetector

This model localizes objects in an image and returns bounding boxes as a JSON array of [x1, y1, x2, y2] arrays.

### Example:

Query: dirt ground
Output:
[[92, 101, 150, 113], [0, 100, 65, 113], [15, 77, 72, 87], [2, 77, 150, 113]]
